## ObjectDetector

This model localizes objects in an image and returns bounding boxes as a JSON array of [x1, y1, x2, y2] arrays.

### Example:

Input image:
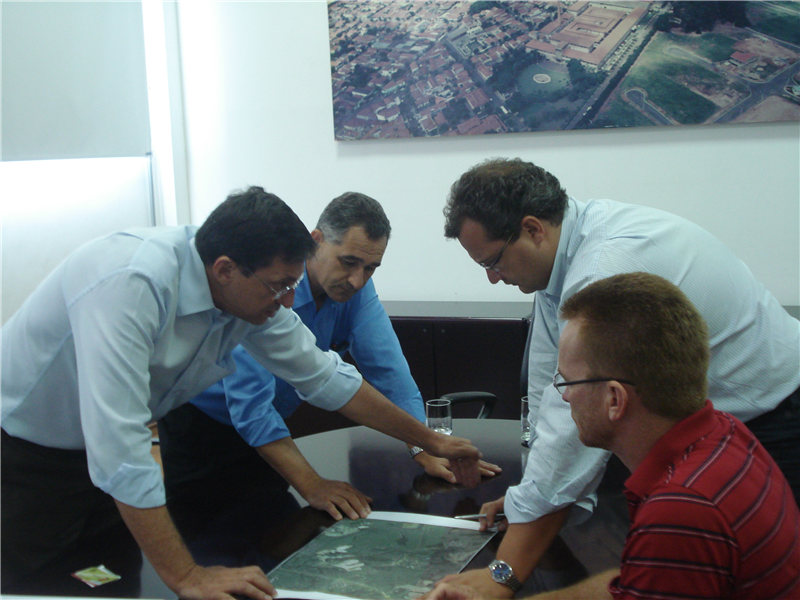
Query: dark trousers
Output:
[[157, 403, 290, 542], [1, 429, 131, 590], [745, 385, 800, 507]]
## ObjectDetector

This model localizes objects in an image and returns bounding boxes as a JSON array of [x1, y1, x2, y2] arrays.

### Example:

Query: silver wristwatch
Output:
[[408, 446, 425, 459], [489, 559, 522, 593]]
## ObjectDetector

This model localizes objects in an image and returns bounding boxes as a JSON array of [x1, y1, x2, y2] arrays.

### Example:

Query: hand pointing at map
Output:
[[337, 381, 484, 488], [426, 433, 482, 487]]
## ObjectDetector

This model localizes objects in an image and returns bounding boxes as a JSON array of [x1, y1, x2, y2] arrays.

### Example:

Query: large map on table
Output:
[[268, 512, 495, 600]]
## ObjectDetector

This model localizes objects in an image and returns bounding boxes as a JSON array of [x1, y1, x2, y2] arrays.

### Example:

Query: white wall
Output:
[[1, 1, 151, 160], [177, 1, 797, 306]]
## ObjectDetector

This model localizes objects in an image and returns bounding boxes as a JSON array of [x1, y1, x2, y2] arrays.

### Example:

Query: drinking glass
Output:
[[426, 399, 452, 435]]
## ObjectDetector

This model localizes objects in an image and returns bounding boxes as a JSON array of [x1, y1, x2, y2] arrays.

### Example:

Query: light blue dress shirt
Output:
[[190, 269, 425, 447], [1, 227, 362, 509], [504, 198, 800, 526]]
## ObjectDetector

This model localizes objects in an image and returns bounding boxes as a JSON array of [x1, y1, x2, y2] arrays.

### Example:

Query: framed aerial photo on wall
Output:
[[328, 1, 800, 140]]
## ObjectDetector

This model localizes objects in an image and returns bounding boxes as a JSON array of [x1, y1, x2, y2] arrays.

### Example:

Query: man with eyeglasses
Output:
[[426, 273, 799, 600], [158, 192, 502, 539], [428, 158, 800, 598], [1, 187, 481, 600]]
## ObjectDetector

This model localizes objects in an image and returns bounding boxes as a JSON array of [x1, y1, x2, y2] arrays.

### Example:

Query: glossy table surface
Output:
[[290, 419, 630, 595], [6, 419, 629, 598]]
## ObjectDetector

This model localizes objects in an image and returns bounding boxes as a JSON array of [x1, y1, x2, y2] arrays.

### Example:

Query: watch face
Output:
[[491, 561, 512, 581]]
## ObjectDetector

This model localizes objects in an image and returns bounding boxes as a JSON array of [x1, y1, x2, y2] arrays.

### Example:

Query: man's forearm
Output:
[[497, 507, 571, 584], [338, 380, 439, 449], [114, 500, 198, 591], [256, 436, 322, 496], [529, 568, 617, 600]]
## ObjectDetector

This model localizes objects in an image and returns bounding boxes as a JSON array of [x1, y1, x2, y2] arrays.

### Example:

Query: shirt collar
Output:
[[543, 197, 581, 301], [625, 400, 717, 499], [177, 237, 218, 317], [292, 265, 315, 310]]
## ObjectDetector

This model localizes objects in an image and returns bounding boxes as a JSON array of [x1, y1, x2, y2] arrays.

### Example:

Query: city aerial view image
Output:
[[327, 1, 800, 140]]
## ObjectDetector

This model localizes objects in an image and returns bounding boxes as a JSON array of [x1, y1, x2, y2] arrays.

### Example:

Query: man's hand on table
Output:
[[300, 476, 372, 521], [173, 564, 276, 600], [422, 582, 487, 600], [425, 434, 482, 487], [422, 568, 514, 600], [415, 452, 502, 484]]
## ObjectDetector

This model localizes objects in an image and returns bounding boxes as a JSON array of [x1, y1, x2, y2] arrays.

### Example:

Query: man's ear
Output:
[[209, 256, 238, 286], [311, 229, 324, 244], [606, 381, 630, 423], [520, 215, 546, 244]]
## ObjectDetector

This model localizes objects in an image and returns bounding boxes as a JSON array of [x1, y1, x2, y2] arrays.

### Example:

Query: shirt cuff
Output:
[[504, 478, 598, 527], [100, 462, 166, 509]]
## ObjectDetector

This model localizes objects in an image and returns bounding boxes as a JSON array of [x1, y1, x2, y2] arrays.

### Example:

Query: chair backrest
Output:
[[438, 391, 497, 419]]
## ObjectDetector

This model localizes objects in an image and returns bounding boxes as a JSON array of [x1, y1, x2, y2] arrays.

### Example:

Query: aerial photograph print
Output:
[[328, 0, 800, 139]]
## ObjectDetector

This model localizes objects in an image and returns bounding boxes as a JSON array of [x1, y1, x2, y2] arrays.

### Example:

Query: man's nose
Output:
[[486, 269, 502, 285], [348, 270, 366, 290], [279, 289, 295, 308]]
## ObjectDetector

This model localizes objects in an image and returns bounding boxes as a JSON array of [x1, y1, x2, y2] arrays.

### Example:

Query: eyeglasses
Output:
[[241, 266, 304, 300], [479, 231, 515, 272], [552, 372, 635, 392]]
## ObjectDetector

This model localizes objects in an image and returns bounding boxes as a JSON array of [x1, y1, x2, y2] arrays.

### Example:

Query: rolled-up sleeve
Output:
[[505, 385, 610, 525], [505, 292, 610, 526], [69, 272, 166, 508], [242, 307, 363, 412], [217, 347, 292, 447]]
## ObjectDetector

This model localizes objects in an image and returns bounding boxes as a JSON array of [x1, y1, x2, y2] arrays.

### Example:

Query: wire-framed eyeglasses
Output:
[[552, 372, 635, 392], [241, 266, 304, 300], [478, 231, 515, 272]]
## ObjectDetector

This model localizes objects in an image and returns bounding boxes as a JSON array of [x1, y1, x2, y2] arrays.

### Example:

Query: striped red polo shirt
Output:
[[609, 401, 799, 600]]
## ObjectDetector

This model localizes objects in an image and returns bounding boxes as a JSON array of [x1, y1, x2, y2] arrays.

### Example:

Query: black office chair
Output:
[[438, 391, 497, 419], [436, 296, 536, 422]]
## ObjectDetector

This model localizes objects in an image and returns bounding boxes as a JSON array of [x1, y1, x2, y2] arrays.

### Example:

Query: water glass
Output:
[[521, 396, 531, 444], [426, 399, 452, 435]]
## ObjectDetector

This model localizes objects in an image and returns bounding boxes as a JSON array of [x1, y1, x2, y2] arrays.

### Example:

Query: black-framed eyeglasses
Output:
[[552, 372, 635, 391], [479, 231, 515, 272], [241, 266, 304, 301]]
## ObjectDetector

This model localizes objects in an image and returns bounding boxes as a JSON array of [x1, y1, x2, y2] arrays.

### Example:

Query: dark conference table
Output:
[[290, 418, 630, 594], [5, 419, 629, 598]]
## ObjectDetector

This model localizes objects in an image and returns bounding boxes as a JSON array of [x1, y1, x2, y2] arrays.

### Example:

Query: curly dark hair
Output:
[[444, 158, 568, 242]]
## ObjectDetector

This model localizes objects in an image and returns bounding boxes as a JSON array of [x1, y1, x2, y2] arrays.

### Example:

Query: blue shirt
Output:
[[1, 227, 362, 509], [190, 268, 425, 447], [504, 198, 800, 526]]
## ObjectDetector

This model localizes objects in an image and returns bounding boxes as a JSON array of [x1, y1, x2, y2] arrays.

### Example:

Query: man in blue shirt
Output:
[[159, 192, 501, 529], [1, 187, 481, 599]]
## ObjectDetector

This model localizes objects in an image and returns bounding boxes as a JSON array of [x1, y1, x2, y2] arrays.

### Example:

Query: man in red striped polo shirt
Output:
[[427, 272, 799, 600]]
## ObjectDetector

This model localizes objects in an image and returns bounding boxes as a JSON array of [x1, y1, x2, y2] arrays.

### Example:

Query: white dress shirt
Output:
[[505, 198, 800, 526], [1, 226, 362, 509]]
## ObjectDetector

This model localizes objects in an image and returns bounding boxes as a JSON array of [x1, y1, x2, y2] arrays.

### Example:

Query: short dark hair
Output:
[[444, 158, 568, 242], [316, 192, 391, 244], [195, 186, 316, 270], [560, 272, 709, 420]]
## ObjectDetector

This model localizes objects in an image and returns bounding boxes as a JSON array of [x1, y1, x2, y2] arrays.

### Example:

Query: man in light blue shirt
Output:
[[1, 187, 481, 599], [159, 192, 501, 529], [431, 158, 800, 598]]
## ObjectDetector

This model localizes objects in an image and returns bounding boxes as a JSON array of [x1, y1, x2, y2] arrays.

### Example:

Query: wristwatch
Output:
[[408, 446, 425, 459], [489, 559, 522, 593]]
